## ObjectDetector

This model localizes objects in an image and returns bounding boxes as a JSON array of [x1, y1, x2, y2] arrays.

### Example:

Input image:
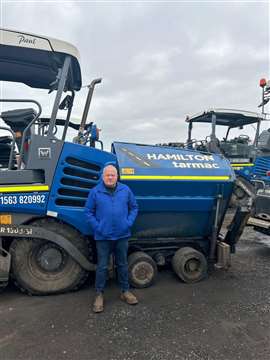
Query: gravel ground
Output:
[[0, 227, 270, 360]]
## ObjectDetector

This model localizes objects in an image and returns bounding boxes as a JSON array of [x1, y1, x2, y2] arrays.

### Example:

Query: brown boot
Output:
[[93, 293, 104, 313], [120, 291, 138, 305]]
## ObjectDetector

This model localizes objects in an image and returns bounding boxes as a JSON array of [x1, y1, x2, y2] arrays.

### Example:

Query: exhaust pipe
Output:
[[78, 78, 102, 136]]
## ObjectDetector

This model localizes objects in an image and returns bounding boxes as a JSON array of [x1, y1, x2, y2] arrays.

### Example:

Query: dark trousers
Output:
[[95, 238, 129, 293]]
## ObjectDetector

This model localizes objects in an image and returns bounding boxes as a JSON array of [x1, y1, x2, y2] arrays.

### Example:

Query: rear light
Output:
[[260, 78, 267, 87], [24, 141, 29, 151], [266, 171, 270, 177]]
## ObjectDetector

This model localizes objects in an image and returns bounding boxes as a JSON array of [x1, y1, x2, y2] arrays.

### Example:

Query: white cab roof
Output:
[[0, 28, 80, 61], [0, 28, 82, 90]]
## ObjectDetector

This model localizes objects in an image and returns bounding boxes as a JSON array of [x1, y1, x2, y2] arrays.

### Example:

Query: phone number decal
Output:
[[0, 194, 46, 206]]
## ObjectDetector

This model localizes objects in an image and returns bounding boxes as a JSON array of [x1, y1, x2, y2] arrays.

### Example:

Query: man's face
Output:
[[103, 166, 118, 187]]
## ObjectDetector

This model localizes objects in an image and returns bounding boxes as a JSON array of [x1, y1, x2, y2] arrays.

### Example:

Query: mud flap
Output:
[[215, 241, 231, 269], [224, 206, 250, 253], [0, 247, 11, 288]]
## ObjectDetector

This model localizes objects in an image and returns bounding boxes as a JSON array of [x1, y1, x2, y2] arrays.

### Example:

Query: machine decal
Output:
[[0, 185, 49, 193], [18, 35, 37, 46], [0, 226, 33, 236], [231, 163, 254, 167], [38, 147, 51, 159], [231, 163, 254, 171], [119, 147, 158, 168], [119, 147, 222, 169], [0, 192, 49, 212], [114, 142, 234, 182], [0, 194, 46, 205], [120, 175, 230, 181], [146, 152, 221, 169], [0, 215, 12, 225], [121, 168, 135, 175], [146, 153, 215, 161]]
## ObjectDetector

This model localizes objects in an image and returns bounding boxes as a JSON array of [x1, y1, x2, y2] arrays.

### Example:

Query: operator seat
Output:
[[0, 108, 44, 184], [1, 108, 37, 164], [1, 108, 36, 129]]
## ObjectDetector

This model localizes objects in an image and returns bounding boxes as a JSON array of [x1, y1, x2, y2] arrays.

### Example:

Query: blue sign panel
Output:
[[0, 192, 49, 214]]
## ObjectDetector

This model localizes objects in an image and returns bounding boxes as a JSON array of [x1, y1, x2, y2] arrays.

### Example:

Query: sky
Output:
[[0, 0, 269, 150]]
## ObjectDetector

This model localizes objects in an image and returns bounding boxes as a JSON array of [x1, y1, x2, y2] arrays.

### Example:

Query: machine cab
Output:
[[0, 28, 102, 186], [185, 109, 264, 174]]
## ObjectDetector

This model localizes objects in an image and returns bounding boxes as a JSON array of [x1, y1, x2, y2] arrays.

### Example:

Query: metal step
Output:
[[247, 216, 270, 229]]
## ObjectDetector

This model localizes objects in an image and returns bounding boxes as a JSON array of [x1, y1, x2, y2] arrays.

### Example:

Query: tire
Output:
[[128, 251, 157, 288], [10, 218, 90, 295], [172, 247, 207, 283]]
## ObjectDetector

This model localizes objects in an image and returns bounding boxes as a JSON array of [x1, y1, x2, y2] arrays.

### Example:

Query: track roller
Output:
[[128, 251, 157, 288], [172, 247, 207, 283]]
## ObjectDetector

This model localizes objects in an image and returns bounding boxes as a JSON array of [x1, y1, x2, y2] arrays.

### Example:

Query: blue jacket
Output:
[[85, 181, 138, 240]]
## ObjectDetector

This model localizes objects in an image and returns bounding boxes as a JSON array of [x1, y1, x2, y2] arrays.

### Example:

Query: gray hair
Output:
[[102, 164, 118, 176]]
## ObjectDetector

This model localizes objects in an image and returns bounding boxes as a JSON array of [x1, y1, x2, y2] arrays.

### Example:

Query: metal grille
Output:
[[253, 157, 270, 178], [56, 156, 101, 207]]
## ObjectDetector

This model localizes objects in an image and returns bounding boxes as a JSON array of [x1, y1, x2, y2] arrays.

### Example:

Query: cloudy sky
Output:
[[0, 0, 269, 150]]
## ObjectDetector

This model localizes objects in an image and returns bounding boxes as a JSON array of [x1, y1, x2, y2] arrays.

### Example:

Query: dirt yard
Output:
[[0, 227, 270, 360]]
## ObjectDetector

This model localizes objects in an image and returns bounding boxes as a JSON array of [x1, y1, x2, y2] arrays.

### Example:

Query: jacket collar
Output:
[[97, 181, 124, 194]]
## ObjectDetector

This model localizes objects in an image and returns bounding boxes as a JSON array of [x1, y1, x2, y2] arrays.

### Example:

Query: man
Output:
[[85, 164, 139, 313]]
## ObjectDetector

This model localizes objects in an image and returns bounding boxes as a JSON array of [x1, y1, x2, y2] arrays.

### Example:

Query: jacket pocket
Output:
[[118, 218, 130, 235], [96, 220, 105, 235], [96, 219, 111, 237]]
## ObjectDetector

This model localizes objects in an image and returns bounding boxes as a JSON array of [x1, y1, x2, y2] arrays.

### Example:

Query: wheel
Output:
[[172, 247, 207, 283], [128, 251, 157, 288], [10, 218, 90, 295]]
